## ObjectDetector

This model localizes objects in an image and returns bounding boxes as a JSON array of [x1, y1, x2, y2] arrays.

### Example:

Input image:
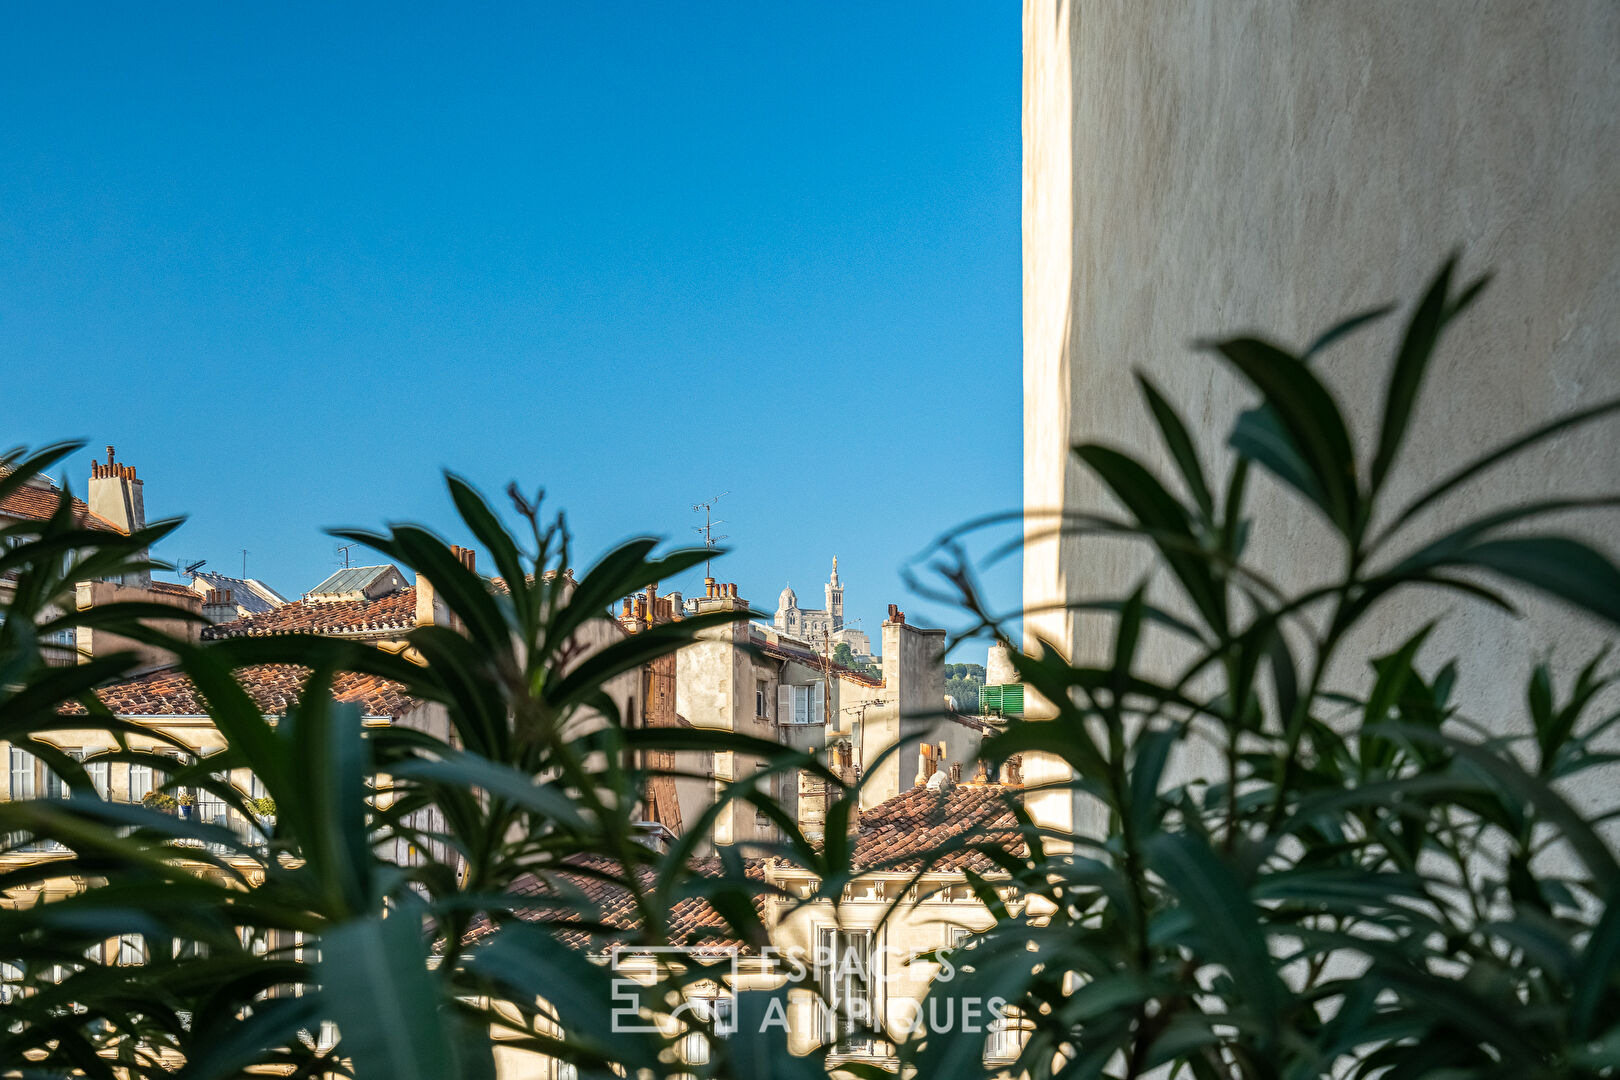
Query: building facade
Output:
[[1022, 2, 1620, 835]]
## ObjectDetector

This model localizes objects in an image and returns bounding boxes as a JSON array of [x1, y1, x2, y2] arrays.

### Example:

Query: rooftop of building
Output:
[[189, 570, 290, 615], [58, 663, 419, 721], [464, 853, 770, 953], [305, 564, 409, 601], [749, 625, 883, 688], [847, 779, 1027, 874], [0, 475, 121, 533], [468, 780, 1026, 954], [202, 585, 418, 640]]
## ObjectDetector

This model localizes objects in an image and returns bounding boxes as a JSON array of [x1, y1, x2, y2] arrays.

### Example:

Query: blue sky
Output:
[[0, 3, 1022, 650]]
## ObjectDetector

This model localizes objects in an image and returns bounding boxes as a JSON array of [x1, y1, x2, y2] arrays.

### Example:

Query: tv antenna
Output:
[[182, 558, 207, 577], [335, 543, 358, 569], [690, 492, 729, 578], [239, 549, 250, 578]]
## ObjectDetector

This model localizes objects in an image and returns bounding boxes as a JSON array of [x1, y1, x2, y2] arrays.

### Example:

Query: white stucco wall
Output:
[[1024, 3, 1620, 831]]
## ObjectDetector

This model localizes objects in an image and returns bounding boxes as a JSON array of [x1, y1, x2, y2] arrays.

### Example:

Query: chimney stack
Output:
[[87, 445, 149, 585]]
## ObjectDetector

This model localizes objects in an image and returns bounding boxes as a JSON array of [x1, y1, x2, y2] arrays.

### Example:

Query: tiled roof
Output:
[[851, 782, 1026, 873], [755, 637, 883, 689], [0, 483, 121, 532], [59, 664, 418, 720], [149, 579, 200, 599], [466, 854, 768, 953], [202, 587, 417, 640]]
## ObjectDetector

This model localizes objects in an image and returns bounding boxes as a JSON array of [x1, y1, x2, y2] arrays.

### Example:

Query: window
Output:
[[754, 764, 773, 827], [83, 748, 110, 799], [173, 938, 209, 960], [128, 762, 154, 803], [756, 681, 769, 719], [39, 748, 78, 800], [680, 996, 733, 1065], [986, 1004, 1020, 1062], [195, 754, 229, 828], [816, 927, 874, 1052], [9, 748, 37, 800], [778, 682, 825, 725], [117, 934, 146, 966]]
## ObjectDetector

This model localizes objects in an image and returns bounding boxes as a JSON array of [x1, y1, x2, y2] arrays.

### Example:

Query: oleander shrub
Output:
[[904, 259, 1620, 1079], [0, 455, 850, 1079]]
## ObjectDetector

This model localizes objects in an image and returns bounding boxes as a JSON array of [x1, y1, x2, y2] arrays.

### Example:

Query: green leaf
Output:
[[445, 473, 532, 624], [175, 996, 324, 1080], [1384, 394, 1620, 538], [1573, 898, 1620, 1039], [1210, 335, 1358, 535], [320, 914, 456, 1080], [1073, 444, 1225, 632], [1144, 832, 1280, 1042], [1459, 535, 1620, 629], [1302, 303, 1395, 361], [1136, 373, 1214, 521], [1371, 258, 1476, 493], [389, 748, 589, 832]]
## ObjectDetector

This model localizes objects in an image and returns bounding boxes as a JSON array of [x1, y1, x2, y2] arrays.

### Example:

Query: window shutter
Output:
[[777, 685, 792, 724], [811, 681, 826, 725]]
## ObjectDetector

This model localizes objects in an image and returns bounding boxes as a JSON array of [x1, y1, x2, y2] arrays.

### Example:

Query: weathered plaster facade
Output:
[[1023, 2, 1620, 833]]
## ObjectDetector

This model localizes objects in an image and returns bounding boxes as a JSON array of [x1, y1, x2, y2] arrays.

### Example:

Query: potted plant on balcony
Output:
[[140, 791, 177, 814], [175, 792, 195, 821], [249, 796, 276, 834]]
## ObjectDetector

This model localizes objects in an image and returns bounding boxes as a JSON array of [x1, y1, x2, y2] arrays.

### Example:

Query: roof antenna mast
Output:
[[240, 549, 250, 579], [690, 492, 729, 578]]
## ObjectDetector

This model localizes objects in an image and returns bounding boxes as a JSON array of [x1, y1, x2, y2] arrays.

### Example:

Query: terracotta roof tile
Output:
[[850, 782, 1027, 873], [466, 854, 768, 953], [0, 484, 121, 532], [202, 587, 418, 640], [58, 664, 419, 720]]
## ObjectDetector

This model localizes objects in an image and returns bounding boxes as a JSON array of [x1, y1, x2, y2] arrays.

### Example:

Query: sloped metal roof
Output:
[[191, 570, 289, 615], [307, 565, 400, 598]]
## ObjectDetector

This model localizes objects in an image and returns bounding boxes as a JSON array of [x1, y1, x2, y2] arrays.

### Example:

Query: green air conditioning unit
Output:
[[980, 683, 1023, 718]]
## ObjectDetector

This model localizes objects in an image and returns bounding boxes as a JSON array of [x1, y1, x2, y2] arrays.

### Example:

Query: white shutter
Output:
[[811, 681, 826, 725], [777, 684, 792, 724]]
